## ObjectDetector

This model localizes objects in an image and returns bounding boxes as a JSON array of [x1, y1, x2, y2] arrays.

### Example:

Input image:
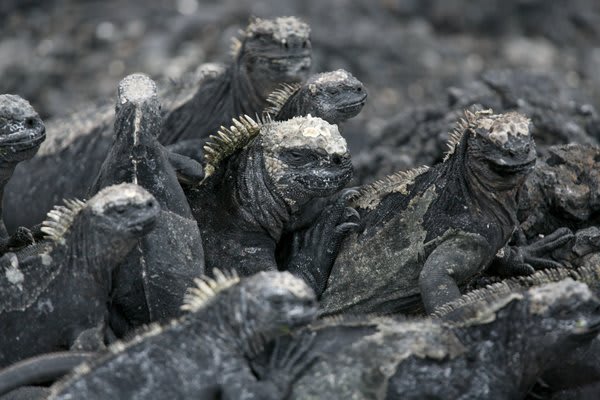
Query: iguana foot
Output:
[[287, 189, 360, 296], [494, 228, 574, 276], [0, 227, 35, 254]]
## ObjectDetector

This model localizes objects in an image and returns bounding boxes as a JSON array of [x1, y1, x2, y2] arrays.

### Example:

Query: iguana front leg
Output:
[[167, 151, 204, 186], [419, 233, 491, 313], [286, 190, 359, 297]]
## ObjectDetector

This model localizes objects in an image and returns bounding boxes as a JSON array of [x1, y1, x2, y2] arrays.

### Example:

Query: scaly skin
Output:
[[0, 183, 160, 368], [251, 280, 600, 400], [49, 271, 318, 400], [3, 16, 312, 232], [186, 115, 355, 289], [320, 110, 572, 315], [88, 74, 205, 337], [0, 95, 45, 252]]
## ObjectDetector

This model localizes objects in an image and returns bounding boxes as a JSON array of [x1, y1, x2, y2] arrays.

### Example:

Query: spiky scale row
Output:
[[350, 166, 430, 210], [203, 115, 262, 179], [40, 199, 86, 244], [181, 268, 240, 312], [443, 109, 493, 161], [264, 82, 302, 116]]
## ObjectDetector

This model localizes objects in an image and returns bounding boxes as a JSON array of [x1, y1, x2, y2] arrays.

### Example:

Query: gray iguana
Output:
[[0, 95, 46, 253], [170, 68, 367, 162], [264, 68, 366, 124], [185, 114, 356, 288], [460, 265, 600, 399], [0, 183, 160, 368], [252, 279, 600, 399], [88, 73, 205, 336], [3, 16, 312, 232], [319, 110, 573, 315], [49, 270, 318, 400]]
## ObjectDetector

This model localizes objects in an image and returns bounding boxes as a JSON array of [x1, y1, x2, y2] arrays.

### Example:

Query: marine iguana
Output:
[[3, 16, 312, 232], [159, 16, 312, 148], [185, 114, 356, 288], [88, 73, 205, 336], [0, 95, 45, 253], [169, 68, 367, 161], [49, 270, 318, 400], [457, 264, 600, 399], [0, 183, 160, 368], [319, 109, 573, 315], [251, 279, 600, 400]]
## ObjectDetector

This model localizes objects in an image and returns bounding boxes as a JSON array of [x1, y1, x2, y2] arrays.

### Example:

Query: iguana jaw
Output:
[[0, 95, 45, 162]]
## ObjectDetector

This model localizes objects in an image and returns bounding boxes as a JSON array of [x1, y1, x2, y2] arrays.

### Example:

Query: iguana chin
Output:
[[2, 16, 312, 232], [186, 114, 355, 286], [88, 73, 205, 337], [160, 16, 312, 151], [264, 68, 367, 124], [320, 109, 573, 315], [49, 270, 318, 400], [0, 183, 160, 368], [0, 95, 46, 252]]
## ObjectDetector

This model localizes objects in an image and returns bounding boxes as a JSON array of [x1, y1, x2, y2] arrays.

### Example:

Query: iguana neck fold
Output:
[[226, 142, 291, 241]]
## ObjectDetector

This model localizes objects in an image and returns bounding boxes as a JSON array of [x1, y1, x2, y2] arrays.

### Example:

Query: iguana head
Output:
[[261, 115, 353, 206], [526, 279, 600, 345], [266, 69, 367, 124], [457, 110, 536, 189], [235, 16, 312, 99], [0, 94, 45, 164], [241, 270, 317, 334], [85, 183, 160, 240], [204, 115, 353, 210], [114, 73, 161, 141]]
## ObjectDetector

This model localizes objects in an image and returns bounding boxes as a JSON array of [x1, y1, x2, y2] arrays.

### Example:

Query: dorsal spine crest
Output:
[[202, 115, 262, 180], [350, 166, 430, 210]]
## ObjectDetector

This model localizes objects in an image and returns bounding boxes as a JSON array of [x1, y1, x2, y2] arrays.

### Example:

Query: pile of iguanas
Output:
[[0, 15, 598, 400]]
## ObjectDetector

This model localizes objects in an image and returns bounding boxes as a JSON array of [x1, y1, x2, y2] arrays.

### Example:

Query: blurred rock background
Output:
[[2, 0, 600, 173]]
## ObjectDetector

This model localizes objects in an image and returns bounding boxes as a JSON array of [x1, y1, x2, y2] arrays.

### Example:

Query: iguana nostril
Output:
[[332, 155, 342, 165]]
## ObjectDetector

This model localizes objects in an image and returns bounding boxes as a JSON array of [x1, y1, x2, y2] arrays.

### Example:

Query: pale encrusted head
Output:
[[240, 271, 317, 333], [261, 115, 353, 205], [265, 69, 367, 124], [117, 73, 157, 106], [0, 94, 45, 161], [234, 16, 312, 98], [262, 115, 347, 155], [476, 111, 531, 146]]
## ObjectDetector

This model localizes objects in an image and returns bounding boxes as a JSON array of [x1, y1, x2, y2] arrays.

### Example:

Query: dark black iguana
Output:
[[160, 15, 313, 157], [88, 73, 205, 336], [49, 270, 318, 400], [319, 109, 573, 315], [3, 16, 312, 232], [252, 279, 600, 400], [185, 114, 356, 287], [0, 183, 160, 368], [0, 95, 46, 253]]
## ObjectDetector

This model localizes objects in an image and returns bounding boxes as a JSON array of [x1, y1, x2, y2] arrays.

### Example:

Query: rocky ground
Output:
[[2, 0, 600, 156]]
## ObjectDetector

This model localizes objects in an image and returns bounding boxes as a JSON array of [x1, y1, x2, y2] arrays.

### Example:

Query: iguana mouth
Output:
[[0, 128, 46, 150], [487, 158, 536, 175], [336, 94, 368, 112], [126, 217, 157, 235]]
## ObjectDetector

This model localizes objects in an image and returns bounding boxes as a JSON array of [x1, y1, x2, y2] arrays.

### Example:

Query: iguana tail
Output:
[[0, 352, 94, 396]]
